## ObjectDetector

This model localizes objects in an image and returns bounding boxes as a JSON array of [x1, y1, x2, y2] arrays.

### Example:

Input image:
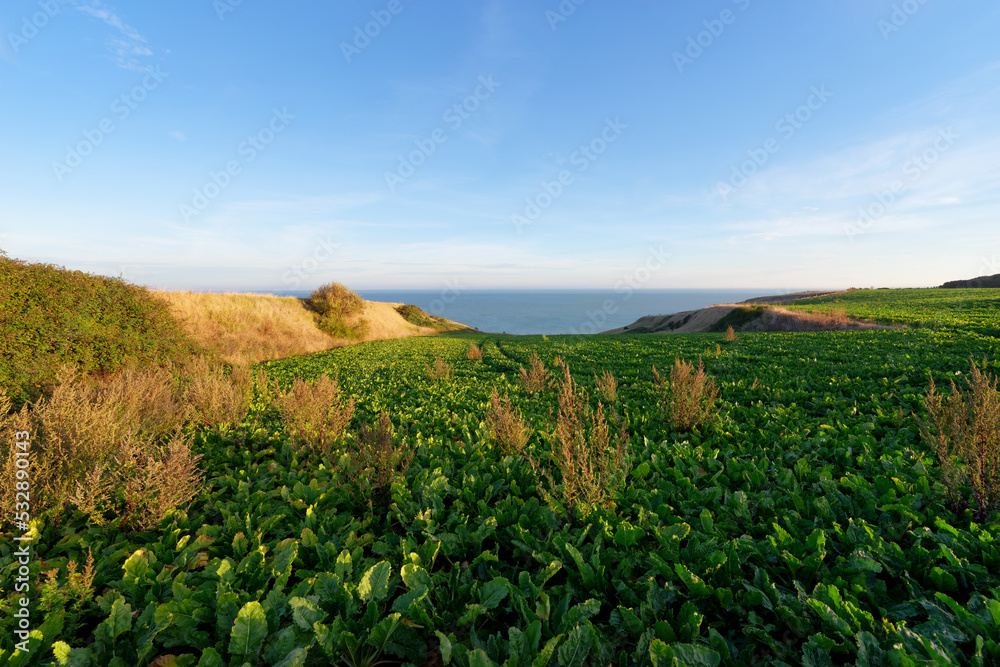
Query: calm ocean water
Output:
[[267, 289, 815, 336]]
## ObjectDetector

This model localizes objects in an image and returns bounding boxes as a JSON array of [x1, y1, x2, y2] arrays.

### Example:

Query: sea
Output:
[[265, 288, 817, 336]]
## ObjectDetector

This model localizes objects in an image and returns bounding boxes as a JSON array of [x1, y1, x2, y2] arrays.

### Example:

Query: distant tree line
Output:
[[940, 273, 1000, 288]]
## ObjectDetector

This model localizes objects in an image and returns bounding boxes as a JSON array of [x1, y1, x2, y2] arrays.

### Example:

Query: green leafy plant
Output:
[[10, 294, 1000, 667], [37, 548, 95, 638]]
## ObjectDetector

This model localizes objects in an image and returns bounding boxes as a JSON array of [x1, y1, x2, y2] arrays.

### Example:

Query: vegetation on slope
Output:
[[783, 287, 1000, 335], [304, 282, 369, 341], [396, 304, 468, 332], [153, 290, 336, 366], [0, 254, 198, 407]]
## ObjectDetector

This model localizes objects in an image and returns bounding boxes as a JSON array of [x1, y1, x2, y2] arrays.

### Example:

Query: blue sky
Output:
[[1, 0, 998, 291]]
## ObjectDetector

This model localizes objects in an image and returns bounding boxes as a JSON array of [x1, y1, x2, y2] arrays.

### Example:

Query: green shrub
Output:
[[0, 255, 199, 408], [710, 306, 764, 333], [304, 282, 367, 340], [396, 304, 433, 327], [306, 282, 364, 318]]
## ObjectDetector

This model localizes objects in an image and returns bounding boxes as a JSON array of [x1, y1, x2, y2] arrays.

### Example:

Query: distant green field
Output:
[[784, 287, 1000, 336], [4, 292, 1000, 666]]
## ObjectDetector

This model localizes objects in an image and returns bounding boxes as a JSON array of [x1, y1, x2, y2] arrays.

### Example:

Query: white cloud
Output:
[[72, 0, 153, 71], [716, 63, 1000, 215]]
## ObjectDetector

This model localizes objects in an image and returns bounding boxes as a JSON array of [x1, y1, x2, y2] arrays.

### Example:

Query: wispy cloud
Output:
[[72, 0, 153, 71], [716, 63, 1000, 212], [196, 193, 388, 228]]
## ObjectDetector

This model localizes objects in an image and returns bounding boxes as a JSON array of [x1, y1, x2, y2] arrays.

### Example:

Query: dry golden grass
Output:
[[467, 343, 483, 360], [183, 356, 254, 428], [594, 369, 619, 405], [0, 365, 204, 525], [743, 306, 887, 332], [343, 412, 415, 504], [724, 325, 738, 343], [153, 291, 469, 364], [152, 290, 336, 366], [69, 430, 203, 530], [426, 357, 452, 381]]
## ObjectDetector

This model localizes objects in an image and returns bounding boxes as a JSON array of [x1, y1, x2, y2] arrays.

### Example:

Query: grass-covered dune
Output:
[[153, 287, 470, 367], [0, 255, 470, 406], [151, 290, 338, 367], [3, 288, 999, 666]]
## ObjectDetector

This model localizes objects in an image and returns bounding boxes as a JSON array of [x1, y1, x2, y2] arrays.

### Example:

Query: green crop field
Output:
[[784, 288, 1000, 336], [3, 293, 1000, 666]]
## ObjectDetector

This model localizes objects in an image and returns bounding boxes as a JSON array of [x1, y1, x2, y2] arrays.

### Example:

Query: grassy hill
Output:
[[0, 255, 472, 404], [153, 291, 471, 367], [0, 254, 198, 406], [150, 290, 337, 367]]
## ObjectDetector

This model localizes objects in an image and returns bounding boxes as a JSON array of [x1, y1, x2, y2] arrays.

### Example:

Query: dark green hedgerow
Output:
[[0, 254, 199, 408]]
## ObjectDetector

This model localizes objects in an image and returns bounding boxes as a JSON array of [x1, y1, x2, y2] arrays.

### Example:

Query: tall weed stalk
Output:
[[919, 360, 1000, 517], [530, 364, 629, 516]]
